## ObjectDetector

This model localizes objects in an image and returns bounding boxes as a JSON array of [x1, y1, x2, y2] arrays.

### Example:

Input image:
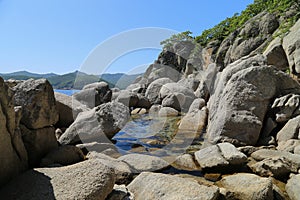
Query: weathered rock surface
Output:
[[263, 37, 289, 71], [177, 77, 200, 91], [20, 125, 58, 167], [59, 101, 130, 144], [115, 90, 139, 107], [13, 78, 59, 129], [249, 157, 291, 179], [54, 92, 90, 128], [195, 143, 247, 172], [128, 172, 219, 200], [277, 139, 300, 153], [215, 12, 279, 68], [286, 174, 300, 200], [276, 115, 300, 143], [251, 149, 300, 173], [218, 173, 273, 200], [145, 77, 174, 104], [118, 154, 169, 173], [188, 98, 206, 113], [271, 94, 300, 123], [0, 77, 28, 187], [207, 55, 300, 145], [160, 82, 196, 111], [283, 19, 300, 74], [73, 81, 112, 108], [0, 159, 115, 200], [40, 145, 85, 167], [87, 152, 133, 184], [161, 93, 183, 111]]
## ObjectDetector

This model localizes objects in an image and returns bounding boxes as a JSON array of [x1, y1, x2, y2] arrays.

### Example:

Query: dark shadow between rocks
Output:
[[0, 170, 55, 200]]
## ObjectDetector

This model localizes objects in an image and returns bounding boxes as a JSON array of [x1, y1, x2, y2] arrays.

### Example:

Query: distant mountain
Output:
[[0, 70, 142, 90], [47, 71, 101, 90], [0, 71, 57, 79]]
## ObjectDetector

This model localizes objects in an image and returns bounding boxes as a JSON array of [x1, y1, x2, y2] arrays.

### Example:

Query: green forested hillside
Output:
[[161, 0, 299, 48]]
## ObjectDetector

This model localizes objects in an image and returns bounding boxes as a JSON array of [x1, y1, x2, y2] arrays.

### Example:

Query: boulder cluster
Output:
[[0, 13, 300, 200]]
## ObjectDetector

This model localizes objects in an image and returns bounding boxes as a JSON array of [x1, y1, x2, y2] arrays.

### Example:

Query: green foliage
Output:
[[195, 0, 299, 46], [160, 31, 194, 49]]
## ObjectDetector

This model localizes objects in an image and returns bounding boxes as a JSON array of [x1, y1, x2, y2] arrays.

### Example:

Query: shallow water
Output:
[[54, 89, 80, 96], [113, 114, 181, 151]]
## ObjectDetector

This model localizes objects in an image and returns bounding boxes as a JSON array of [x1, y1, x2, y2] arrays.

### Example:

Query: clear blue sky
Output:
[[0, 0, 253, 75]]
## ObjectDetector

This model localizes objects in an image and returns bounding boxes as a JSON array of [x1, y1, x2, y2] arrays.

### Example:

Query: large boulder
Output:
[[263, 37, 289, 71], [73, 81, 112, 108], [145, 77, 173, 104], [0, 77, 28, 187], [283, 19, 300, 74], [20, 125, 58, 167], [159, 82, 196, 112], [146, 64, 181, 83], [59, 101, 130, 145], [218, 173, 273, 200], [286, 174, 300, 200], [0, 159, 115, 200], [177, 77, 200, 91], [207, 55, 300, 145], [115, 90, 139, 107], [54, 92, 90, 128], [13, 78, 59, 129], [128, 172, 219, 200], [194, 143, 247, 172]]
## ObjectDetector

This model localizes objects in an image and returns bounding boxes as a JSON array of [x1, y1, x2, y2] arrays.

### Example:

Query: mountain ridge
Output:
[[0, 70, 141, 90]]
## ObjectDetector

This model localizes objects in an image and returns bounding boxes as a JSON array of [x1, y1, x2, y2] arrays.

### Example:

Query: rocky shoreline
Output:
[[0, 8, 300, 200]]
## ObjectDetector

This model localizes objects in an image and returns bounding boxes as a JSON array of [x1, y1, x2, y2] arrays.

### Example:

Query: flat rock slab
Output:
[[286, 174, 300, 200], [118, 153, 170, 173], [128, 172, 219, 200], [219, 173, 273, 200], [0, 159, 115, 200], [194, 142, 247, 172]]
